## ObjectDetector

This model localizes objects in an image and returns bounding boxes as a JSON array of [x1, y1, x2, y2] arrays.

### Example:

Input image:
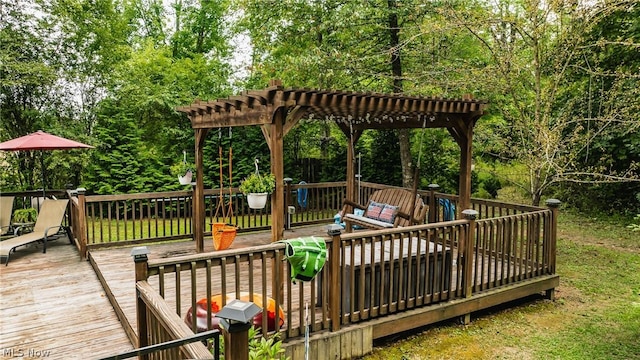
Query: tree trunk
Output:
[[387, 0, 413, 188]]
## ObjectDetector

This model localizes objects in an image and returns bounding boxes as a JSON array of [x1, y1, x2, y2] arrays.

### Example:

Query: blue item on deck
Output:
[[439, 198, 456, 221], [297, 181, 308, 209], [334, 208, 364, 229]]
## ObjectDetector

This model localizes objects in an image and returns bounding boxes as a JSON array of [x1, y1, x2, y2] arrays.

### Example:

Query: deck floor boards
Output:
[[0, 236, 134, 360]]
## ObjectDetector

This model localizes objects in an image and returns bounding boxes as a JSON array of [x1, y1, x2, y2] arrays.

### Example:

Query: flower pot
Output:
[[178, 170, 193, 185], [247, 193, 268, 209]]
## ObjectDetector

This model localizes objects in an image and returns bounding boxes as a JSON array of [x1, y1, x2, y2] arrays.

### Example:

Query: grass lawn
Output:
[[362, 211, 640, 360]]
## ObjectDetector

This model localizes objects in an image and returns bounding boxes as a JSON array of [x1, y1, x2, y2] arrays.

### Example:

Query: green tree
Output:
[[0, 0, 93, 191], [443, 0, 639, 205]]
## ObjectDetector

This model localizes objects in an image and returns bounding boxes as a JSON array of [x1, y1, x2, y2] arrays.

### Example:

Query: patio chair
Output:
[[0, 196, 15, 237], [0, 199, 69, 265]]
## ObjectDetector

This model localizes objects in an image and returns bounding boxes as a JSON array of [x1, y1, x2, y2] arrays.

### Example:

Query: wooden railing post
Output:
[[131, 246, 150, 358], [223, 322, 251, 360], [327, 225, 342, 332], [545, 199, 561, 300], [76, 188, 88, 259], [427, 184, 439, 223], [461, 209, 478, 325]]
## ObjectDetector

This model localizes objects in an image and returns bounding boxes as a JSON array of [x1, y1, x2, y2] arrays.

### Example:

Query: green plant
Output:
[[13, 208, 37, 223], [627, 214, 640, 232], [170, 162, 195, 177], [239, 173, 276, 194], [211, 326, 289, 360], [248, 326, 288, 360]]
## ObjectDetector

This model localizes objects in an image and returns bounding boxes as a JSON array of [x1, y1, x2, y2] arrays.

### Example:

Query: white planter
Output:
[[178, 170, 193, 185], [247, 193, 268, 209]]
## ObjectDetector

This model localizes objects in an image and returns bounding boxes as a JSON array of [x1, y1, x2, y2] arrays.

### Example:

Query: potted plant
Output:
[[239, 172, 276, 209], [170, 162, 196, 185]]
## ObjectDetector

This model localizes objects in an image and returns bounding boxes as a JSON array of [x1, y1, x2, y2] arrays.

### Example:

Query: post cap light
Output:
[[216, 299, 261, 325], [326, 223, 343, 236], [462, 209, 479, 220], [130, 246, 150, 262], [546, 199, 561, 208]]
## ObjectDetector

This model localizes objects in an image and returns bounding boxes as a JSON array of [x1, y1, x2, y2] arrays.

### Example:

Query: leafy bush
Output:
[[170, 162, 196, 177], [248, 326, 288, 360], [627, 214, 640, 232], [13, 208, 38, 223], [239, 173, 276, 194], [212, 326, 289, 360]]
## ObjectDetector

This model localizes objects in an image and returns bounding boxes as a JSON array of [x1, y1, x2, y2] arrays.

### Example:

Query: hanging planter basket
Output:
[[247, 193, 268, 209], [172, 151, 195, 185], [178, 170, 193, 185], [239, 159, 275, 210]]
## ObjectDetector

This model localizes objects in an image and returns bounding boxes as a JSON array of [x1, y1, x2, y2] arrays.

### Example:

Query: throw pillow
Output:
[[365, 201, 385, 220], [379, 204, 399, 224]]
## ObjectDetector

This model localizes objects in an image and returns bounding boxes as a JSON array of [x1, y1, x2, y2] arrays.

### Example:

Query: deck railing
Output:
[[134, 279, 216, 359], [61, 181, 547, 260], [65, 182, 345, 253], [472, 210, 552, 291], [333, 222, 466, 325], [130, 201, 558, 353], [140, 241, 327, 341]]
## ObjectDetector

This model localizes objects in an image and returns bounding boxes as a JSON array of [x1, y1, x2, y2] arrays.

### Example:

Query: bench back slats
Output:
[[347, 188, 427, 229]]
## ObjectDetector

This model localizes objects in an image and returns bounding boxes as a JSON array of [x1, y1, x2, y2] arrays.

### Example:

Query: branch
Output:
[[555, 172, 640, 184]]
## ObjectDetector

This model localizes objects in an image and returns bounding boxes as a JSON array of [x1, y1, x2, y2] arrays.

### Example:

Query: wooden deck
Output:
[[0, 219, 559, 360], [0, 235, 133, 360], [88, 224, 328, 344]]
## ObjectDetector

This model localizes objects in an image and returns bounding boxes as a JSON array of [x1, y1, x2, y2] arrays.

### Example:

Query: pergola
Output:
[[178, 80, 488, 252]]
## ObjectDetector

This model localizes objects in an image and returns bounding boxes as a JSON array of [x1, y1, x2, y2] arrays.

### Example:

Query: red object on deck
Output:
[[184, 293, 285, 333]]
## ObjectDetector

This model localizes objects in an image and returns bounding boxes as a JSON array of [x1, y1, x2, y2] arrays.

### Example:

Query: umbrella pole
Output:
[[40, 151, 46, 198]]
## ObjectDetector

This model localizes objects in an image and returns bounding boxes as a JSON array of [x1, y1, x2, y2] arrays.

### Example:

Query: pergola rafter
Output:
[[178, 80, 488, 252]]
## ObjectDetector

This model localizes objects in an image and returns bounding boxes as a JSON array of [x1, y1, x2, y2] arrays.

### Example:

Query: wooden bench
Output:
[[341, 188, 428, 232]]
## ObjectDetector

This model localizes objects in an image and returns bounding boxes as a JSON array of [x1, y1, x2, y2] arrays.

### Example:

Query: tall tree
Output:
[[443, 0, 639, 205], [238, 0, 451, 187], [0, 0, 92, 190]]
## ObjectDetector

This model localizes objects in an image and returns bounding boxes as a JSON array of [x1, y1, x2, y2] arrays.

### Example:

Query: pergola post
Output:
[[344, 133, 357, 232], [194, 128, 208, 252], [458, 127, 473, 216], [270, 108, 285, 242]]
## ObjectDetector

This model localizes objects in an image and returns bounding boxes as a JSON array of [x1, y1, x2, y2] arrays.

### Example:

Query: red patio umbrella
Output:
[[0, 130, 94, 196]]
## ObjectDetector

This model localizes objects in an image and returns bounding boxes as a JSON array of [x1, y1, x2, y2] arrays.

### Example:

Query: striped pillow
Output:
[[365, 201, 385, 220], [378, 204, 398, 224]]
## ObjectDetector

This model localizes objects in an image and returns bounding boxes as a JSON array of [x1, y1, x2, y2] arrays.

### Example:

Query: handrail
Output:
[[136, 281, 213, 359], [21, 182, 553, 249], [98, 329, 219, 360]]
